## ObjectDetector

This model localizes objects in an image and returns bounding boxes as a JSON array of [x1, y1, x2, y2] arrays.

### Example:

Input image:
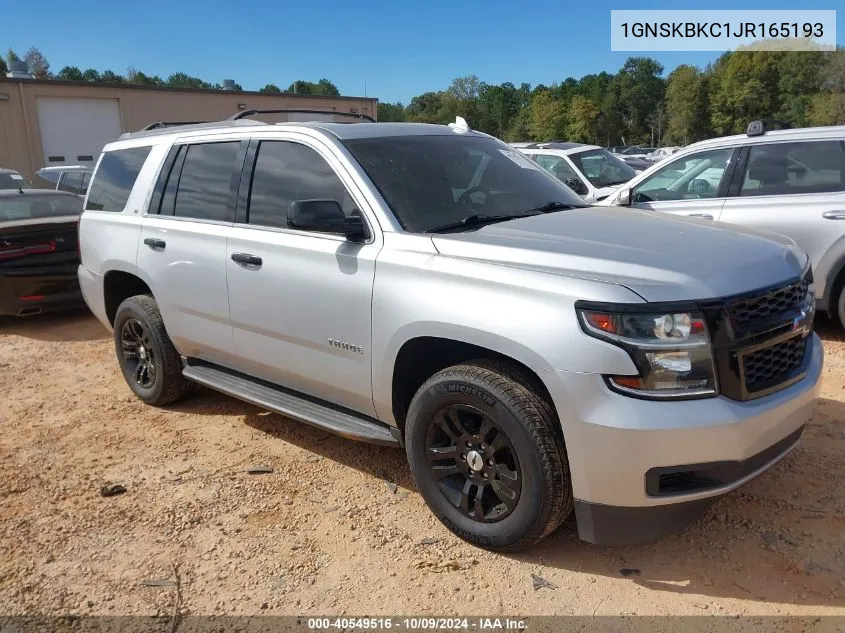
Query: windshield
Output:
[[569, 149, 636, 188], [0, 195, 83, 222], [0, 172, 32, 190], [342, 135, 587, 233]]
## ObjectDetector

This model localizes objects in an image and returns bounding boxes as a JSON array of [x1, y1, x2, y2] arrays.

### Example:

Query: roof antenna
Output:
[[448, 116, 471, 133]]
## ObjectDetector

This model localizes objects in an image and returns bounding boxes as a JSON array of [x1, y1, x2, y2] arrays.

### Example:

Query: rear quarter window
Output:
[[85, 146, 152, 212]]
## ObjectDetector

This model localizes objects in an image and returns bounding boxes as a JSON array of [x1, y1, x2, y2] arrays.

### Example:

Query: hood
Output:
[[431, 207, 807, 302], [592, 185, 621, 201]]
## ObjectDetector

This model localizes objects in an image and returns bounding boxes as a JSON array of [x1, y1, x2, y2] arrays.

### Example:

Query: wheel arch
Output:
[[387, 329, 557, 434], [103, 269, 153, 326]]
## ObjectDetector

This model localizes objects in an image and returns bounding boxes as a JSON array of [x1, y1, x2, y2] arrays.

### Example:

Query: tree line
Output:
[[3, 45, 843, 146], [1, 47, 340, 96], [381, 48, 845, 146]]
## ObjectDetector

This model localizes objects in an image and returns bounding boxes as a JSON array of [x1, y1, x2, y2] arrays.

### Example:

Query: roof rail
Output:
[[142, 121, 210, 131], [746, 119, 792, 137], [228, 108, 376, 123]]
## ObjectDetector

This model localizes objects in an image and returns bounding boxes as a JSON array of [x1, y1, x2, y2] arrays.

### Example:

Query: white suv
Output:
[[601, 121, 845, 326]]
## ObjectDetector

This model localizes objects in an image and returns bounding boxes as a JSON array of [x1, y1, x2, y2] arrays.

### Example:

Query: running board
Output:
[[182, 361, 400, 447]]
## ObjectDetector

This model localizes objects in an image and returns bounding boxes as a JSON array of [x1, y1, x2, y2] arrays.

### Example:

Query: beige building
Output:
[[0, 78, 378, 179]]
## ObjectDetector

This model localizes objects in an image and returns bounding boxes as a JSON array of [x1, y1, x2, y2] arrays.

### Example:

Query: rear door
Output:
[[138, 138, 247, 366], [719, 139, 845, 302], [628, 146, 739, 220]]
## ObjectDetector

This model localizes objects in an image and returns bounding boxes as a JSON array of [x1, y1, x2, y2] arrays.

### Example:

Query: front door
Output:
[[225, 138, 379, 416], [628, 147, 738, 221]]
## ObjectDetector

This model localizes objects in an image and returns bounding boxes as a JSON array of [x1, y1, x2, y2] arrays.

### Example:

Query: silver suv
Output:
[[78, 111, 822, 551], [601, 121, 845, 327]]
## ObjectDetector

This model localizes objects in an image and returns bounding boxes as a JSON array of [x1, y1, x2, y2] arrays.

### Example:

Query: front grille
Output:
[[728, 278, 807, 327], [705, 270, 813, 401], [741, 336, 807, 394]]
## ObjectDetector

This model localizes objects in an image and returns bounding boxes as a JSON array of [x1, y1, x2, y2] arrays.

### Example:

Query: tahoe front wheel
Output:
[[405, 360, 573, 551]]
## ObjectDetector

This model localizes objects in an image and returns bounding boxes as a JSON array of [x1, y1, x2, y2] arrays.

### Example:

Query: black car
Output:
[[0, 189, 84, 317], [0, 168, 32, 190]]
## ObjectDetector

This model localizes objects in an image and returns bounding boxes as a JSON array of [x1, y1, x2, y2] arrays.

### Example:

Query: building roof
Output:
[[0, 77, 376, 103]]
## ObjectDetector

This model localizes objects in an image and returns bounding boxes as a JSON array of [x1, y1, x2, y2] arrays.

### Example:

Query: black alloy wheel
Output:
[[426, 403, 521, 523], [120, 318, 157, 389]]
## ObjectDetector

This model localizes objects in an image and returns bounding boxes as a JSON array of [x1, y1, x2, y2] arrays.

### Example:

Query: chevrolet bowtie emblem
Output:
[[792, 309, 811, 335]]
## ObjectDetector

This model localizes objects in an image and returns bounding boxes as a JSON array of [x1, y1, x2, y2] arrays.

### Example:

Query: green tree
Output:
[[708, 51, 782, 134], [610, 57, 665, 143], [377, 102, 405, 122], [529, 90, 567, 141], [477, 82, 521, 138], [567, 95, 600, 143], [56, 65, 84, 81], [405, 91, 449, 123], [665, 65, 708, 144], [7, 48, 20, 64], [128, 68, 164, 86], [776, 51, 824, 126], [808, 47, 845, 125], [99, 70, 124, 83], [82, 68, 100, 82], [260, 83, 282, 93], [166, 72, 207, 89], [23, 47, 50, 78], [287, 80, 313, 94], [315, 78, 339, 95], [0, 54, 7, 75]]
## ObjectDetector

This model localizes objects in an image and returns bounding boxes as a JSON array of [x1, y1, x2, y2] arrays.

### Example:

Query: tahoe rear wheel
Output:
[[405, 360, 573, 551], [113, 295, 190, 406]]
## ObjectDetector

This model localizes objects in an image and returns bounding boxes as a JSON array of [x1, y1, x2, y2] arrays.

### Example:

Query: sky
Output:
[[4, 0, 843, 104]]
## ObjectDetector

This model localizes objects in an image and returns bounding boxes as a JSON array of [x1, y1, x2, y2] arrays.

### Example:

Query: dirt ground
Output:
[[1, 310, 844, 618]]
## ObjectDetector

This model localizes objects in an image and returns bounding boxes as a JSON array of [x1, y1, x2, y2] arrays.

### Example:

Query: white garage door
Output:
[[36, 97, 122, 167]]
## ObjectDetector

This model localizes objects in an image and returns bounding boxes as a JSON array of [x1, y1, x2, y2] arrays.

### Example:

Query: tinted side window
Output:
[[740, 141, 845, 197], [173, 142, 240, 222], [632, 148, 733, 203], [86, 146, 152, 211], [247, 141, 355, 229], [59, 172, 84, 195]]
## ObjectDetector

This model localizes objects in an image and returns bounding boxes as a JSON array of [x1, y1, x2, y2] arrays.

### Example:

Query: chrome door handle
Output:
[[688, 213, 714, 220], [822, 211, 845, 220]]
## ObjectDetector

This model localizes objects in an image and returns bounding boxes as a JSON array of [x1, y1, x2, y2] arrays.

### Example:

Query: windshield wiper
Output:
[[426, 214, 527, 234], [521, 201, 583, 214]]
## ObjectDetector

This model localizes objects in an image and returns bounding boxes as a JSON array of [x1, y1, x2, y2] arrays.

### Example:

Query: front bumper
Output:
[[544, 333, 823, 545]]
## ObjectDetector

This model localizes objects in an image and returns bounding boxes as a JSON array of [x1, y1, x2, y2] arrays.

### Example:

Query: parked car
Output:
[[33, 165, 93, 196], [0, 189, 84, 317], [0, 168, 32, 190], [647, 146, 682, 162], [600, 120, 845, 327], [606, 145, 627, 154], [618, 146, 656, 159], [79, 112, 820, 551], [513, 142, 638, 202]]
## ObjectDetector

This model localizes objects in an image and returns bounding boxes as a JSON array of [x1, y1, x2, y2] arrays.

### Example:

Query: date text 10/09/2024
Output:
[[307, 618, 527, 630], [620, 22, 825, 39]]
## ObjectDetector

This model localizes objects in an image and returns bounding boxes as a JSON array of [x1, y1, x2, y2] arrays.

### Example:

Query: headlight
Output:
[[578, 308, 717, 399]]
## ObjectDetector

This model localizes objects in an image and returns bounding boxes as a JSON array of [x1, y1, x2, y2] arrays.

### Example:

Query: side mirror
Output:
[[288, 199, 367, 240], [616, 188, 631, 206]]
